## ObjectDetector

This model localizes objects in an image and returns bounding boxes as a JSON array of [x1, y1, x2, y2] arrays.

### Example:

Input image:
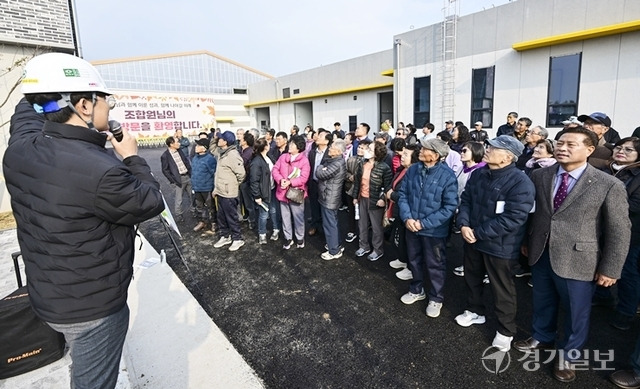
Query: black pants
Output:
[[217, 196, 242, 241], [463, 243, 517, 337], [307, 179, 322, 229], [239, 180, 256, 226], [194, 192, 215, 223]]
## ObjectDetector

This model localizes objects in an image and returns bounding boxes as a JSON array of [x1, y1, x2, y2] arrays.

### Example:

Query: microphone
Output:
[[109, 120, 123, 142]]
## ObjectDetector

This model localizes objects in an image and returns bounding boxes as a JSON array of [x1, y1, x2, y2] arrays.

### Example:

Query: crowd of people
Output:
[[161, 112, 640, 386], [10, 52, 640, 389]]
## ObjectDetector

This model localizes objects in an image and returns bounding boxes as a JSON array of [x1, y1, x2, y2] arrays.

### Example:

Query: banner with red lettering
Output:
[[110, 92, 216, 139]]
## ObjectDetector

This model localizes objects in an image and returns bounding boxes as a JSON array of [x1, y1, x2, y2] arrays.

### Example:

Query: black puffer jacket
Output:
[[250, 154, 272, 202], [605, 161, 640, 242], [3, 99, 165, 324], [353, 159, 393, 210], [316, 155, 346, 210]]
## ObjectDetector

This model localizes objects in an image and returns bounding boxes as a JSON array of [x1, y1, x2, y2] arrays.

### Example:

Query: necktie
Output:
[[553, 172, 570, 211]]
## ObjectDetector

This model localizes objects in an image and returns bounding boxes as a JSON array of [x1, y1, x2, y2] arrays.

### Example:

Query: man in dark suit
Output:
[[514, 127, 631, 383], [307, 129, 332, 236], [161, 136, 192, 220]]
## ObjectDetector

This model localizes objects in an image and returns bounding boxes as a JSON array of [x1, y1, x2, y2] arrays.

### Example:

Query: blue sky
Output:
[[75, 0, 511, 77]]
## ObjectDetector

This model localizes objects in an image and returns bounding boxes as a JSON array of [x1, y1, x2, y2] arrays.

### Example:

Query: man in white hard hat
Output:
[[3, 53, 165, 389]]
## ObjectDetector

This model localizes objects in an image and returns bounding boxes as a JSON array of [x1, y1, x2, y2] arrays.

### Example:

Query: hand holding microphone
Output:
[[108, 120, 137, 159], [108, 120, 123, 142]]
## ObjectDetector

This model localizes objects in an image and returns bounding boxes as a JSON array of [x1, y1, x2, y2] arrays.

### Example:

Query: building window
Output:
[[293, 89, 300, 95], [348, 115, 358, 132], [413, 76, 430, 127], [547, 53, 582, 127], [283, 87, 290, 99], [471, 66, 495, 128]]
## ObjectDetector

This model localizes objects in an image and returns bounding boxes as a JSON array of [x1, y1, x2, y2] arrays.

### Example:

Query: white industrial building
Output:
[[0, 0, 80, 213], [247, 0, 640, 138]]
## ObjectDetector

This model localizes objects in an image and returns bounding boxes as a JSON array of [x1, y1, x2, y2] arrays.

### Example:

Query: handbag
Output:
[[0, 252, 66, 379], [285, 187, 305, 204]]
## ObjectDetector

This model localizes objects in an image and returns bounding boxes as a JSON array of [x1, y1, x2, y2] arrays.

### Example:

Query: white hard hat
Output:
[[21, 53, 111, 95]]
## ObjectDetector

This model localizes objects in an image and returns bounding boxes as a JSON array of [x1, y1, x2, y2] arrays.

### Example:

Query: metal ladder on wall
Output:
[[440, 0, 459, 124]]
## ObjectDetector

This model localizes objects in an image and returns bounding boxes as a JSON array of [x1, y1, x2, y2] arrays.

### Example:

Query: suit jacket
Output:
[[527, 164, 631, 281], [308, 146, 329, 183], [161, 148, 191, 186]]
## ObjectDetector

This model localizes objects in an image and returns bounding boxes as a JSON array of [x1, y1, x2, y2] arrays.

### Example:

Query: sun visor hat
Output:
[[21, 53, 111, 95]]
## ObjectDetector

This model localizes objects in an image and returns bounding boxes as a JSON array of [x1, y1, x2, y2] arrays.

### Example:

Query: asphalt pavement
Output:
[[138, 146, 636, 388]]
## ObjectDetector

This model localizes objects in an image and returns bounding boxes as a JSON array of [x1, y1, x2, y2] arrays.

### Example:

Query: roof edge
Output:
[[89, 50, 274, 79]]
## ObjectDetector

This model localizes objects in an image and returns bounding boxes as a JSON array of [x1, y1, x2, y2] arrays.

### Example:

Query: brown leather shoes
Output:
[[610, 369, 640, 388], [308, 227, 317, 236], [513, 337, 554, 352], [553, 358, 576, 383]]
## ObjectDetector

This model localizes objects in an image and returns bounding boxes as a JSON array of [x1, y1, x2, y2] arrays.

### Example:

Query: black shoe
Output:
[[610, 369, 640, 389], [553, 358, 576, 383], [514, 337, 554, 352]]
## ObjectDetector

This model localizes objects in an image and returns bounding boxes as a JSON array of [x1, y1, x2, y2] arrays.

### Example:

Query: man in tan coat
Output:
[[213, 131, 246, 251]]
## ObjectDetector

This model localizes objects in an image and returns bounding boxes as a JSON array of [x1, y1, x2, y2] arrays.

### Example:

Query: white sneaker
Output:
[[395, 268, 413, 280], [321, 247, 345, 261], [455, 310, 486, 327], [389, 259, 407, 269], [345, 232, 357, 243], [214, 236, 232, 248], [400, 289, 425, 305], [492, 331, 513, 352], [270, 230, 279, 241], [426, 301, 443, 318], [453, 265, 464, 276], [228, 240, 245, 251]]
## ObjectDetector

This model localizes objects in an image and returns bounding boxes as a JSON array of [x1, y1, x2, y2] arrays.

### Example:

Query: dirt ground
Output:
[[135, 147, 637, 388]]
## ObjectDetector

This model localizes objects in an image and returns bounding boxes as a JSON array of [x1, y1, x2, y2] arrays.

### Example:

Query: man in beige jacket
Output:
[[213, 131, 246, 251]]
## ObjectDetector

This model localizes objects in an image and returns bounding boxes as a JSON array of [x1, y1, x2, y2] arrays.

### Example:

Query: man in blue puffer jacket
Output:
[[398, 138, 458, 318], [454, 135, 535, 353], [191, 138, 217, 234]]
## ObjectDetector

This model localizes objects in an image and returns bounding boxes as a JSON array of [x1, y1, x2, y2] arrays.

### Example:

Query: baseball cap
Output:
[[577, 112, 611, 127], [219, 131, 236, 145], [445, 120, 454, 124], [195, 138, 210, 149], [485, 135, 525, 157], [474, 121, 483, 126], [419, 138, 450, 158]]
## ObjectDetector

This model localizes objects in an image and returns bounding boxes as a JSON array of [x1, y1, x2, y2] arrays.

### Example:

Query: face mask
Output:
[[363, 151, 374, 160]]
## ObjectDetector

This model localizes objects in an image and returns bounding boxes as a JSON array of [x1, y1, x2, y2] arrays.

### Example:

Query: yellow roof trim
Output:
[[245, 82, 394, 107], [90, 50, 274, 79], [381, 69, 394, 77], [513, 20, 640, 51], [215, 117, 234, 122]]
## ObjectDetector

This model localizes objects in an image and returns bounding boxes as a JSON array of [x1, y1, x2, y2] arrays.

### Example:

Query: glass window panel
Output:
[[471, 66, 495, 128], [547, 53, 581, 127], [413, 76, 430, 127]]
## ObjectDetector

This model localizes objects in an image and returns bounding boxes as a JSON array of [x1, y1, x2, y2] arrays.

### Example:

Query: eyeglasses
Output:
[[97, 94, 116, 110], [613, 146, 637, 154]]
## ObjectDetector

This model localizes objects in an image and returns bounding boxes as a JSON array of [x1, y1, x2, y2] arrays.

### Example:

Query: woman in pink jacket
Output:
[[272, 135, 311, 249]]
